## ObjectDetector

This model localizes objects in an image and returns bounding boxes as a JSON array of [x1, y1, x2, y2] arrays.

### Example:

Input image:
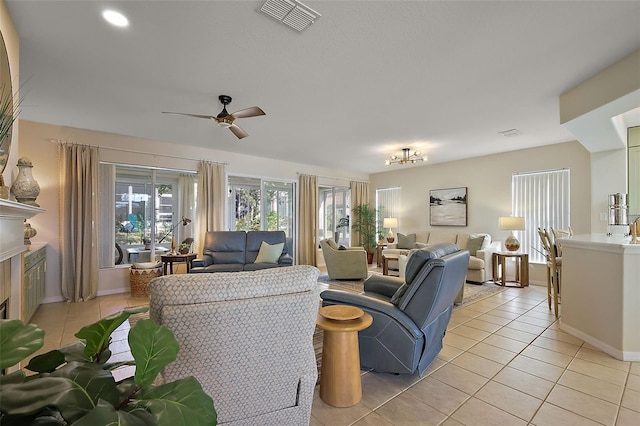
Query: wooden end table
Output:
[[161, 253, 197, 275], [376, 243, 386, 267], [316, 305, 373, 407], [382, 253, 399, 275], [492, 252, 529, 287]]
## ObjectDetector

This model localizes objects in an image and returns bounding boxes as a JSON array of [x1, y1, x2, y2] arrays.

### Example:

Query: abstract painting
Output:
[[430, 187, 467, 226]]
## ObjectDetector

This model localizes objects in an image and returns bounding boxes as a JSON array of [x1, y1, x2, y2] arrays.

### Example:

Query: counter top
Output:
[[561, 233, 640, 253]]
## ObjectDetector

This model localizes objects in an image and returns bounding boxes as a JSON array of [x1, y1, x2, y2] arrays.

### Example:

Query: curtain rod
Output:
[[49, 139, 227, 165], [296, 172, 369, 183]]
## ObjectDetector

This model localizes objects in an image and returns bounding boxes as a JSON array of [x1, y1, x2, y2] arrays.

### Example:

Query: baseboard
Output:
[[97, 287, 129, 297], [41, 287, 129, 304], [559, 321, 640, 361]]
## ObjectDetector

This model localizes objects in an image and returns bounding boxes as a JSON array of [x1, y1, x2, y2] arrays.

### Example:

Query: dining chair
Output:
[[538, 228, 561, 317]]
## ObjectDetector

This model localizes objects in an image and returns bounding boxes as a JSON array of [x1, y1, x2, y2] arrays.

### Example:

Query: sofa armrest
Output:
[[278, 253, 293, 265], [192, 256, 213, 268], [320, 289, 421, 338], [476, 241, 501, 279], [345, 246, 366, 251], [386, 243, 398, 250], [363, 274, 404, 298]]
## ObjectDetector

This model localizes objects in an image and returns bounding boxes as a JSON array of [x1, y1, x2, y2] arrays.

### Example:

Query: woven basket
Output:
[[130, 266, 162, 297]]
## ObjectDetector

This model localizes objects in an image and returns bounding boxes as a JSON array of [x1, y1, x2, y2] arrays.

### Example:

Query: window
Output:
[[376, 187, 401, 237], [108, 165, 196, 266], [513, 169, 570, 263], [318, 186, 351, 246], [227, 176, 295, 254]]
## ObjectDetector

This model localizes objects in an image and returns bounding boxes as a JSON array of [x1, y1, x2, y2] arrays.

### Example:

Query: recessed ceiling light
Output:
[[102, 10, 129, 27]]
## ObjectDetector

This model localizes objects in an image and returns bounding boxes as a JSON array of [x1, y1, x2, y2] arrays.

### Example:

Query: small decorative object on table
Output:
[[178, 242, 190, 254], [11, 157, 41, 206]]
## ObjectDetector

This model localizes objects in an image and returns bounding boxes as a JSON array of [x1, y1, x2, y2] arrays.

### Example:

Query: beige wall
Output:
[[369, 141, 592, 285], [17, 120, 369, 302]]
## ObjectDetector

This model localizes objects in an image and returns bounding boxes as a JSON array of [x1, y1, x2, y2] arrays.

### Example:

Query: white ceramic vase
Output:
[[11, 157, 40, 207]]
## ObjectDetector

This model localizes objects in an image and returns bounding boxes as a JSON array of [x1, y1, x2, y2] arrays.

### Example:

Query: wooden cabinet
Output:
[[23, 244, 46, 322]]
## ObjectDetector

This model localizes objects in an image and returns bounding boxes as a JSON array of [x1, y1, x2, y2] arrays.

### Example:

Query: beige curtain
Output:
[[350, 180, 370, 248], [195, 161, 225, 255], [298, 174, 317, 266], [58, 143, 99, 302], [176, 173, 195, 245]]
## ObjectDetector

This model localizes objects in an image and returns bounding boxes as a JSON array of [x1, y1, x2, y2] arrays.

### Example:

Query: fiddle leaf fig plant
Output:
[[0, 306, 217, 425]]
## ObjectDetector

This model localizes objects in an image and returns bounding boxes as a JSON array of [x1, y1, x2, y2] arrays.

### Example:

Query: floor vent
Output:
[[260, 0, 320, 32]]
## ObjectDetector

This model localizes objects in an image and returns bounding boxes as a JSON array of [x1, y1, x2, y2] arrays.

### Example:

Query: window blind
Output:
[[513, 169, 570, 263]]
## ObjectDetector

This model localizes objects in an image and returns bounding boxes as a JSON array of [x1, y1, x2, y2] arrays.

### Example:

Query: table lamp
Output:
[[498, 216, 525, 251], [159, 216, 191, 254], [383, 217, 398, 243]]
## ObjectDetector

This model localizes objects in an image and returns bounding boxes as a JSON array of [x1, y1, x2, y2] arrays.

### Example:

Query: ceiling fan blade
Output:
[[230, 106, 265, 119], [229, 124, 249, 139], [162, 111, 217, 121]]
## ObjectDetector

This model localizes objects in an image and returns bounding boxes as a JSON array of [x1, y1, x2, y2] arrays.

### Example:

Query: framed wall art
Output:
[[429, 187, 467, 226]]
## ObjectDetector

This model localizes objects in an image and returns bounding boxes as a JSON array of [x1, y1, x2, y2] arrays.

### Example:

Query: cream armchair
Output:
[[149, 266, 320, 425], [320, 238, 368, 280]]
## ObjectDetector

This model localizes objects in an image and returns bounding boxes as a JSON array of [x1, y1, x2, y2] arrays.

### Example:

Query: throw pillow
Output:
[[254, 241, 284, 263], [397, 233, 417, 249], [338, 245, 347, 250], [466, 235, 485, 256], [326, 239, 339, 250]]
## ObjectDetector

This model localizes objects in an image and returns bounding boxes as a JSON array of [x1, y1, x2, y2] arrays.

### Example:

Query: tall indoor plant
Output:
[[0, 306, 217, 425], [351, 204, 379, 264]]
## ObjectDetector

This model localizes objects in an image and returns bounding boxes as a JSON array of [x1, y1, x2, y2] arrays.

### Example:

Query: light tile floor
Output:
[[29, 271, 640, 426]]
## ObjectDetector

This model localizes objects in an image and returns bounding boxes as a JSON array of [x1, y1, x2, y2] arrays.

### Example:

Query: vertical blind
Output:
[[376, 187, 401, 231], [513, 169, 570, 263]]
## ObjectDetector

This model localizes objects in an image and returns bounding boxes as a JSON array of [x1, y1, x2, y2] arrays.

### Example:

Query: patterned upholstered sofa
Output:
[[191, 230, 293, 273], [382, 231, 501, 283], [149, 265, 320, 425]]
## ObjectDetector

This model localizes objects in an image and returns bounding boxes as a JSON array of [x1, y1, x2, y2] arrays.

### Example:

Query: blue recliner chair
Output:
[[320, 243, 469, 376]]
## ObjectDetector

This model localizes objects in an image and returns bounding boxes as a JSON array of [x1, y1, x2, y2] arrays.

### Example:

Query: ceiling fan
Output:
[[163, 95, 265, 139]]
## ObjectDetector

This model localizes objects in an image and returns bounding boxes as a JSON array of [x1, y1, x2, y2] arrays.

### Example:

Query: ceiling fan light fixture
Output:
[[385, 148, 428, 166]]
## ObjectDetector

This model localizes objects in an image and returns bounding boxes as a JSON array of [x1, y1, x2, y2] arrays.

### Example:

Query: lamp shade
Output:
[[383, 217, 398, 228], [498, 216, 525, 231]]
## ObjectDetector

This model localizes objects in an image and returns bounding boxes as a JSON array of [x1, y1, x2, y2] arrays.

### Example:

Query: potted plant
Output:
[[0, 306, 217, 425], [178, 242, 190, 254], [351, 204, 379, 264]]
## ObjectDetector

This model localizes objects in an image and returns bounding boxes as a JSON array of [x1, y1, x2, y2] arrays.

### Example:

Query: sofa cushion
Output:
[[466, 235, 486, 256], [397, 233, 417, 249], [428, 233, 457, 245], [203, 231, 247, 264], [255, 241, 284, 263]]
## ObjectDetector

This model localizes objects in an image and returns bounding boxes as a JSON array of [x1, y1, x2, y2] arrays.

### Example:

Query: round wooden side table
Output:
[[316, 305, 373, 407]]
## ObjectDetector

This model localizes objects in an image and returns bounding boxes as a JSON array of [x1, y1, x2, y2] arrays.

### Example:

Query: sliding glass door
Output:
[[228, 176, 295, 257], [318, 186, 351, 246]]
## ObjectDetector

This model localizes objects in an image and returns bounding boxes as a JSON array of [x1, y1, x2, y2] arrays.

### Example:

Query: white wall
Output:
[[369, 141, 593, 285], [17, 120, 368, 302]]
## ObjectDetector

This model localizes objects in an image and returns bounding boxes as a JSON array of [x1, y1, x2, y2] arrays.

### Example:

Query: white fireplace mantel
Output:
[[0, 198, 46, 263]]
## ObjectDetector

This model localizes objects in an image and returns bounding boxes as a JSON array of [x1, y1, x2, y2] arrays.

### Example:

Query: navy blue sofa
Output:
[[190, 231, 293, 273]]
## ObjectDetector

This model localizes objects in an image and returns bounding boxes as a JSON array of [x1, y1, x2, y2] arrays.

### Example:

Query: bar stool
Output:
[[538, 228, 561, 317]]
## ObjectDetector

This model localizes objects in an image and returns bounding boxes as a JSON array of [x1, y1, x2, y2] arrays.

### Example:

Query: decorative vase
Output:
[[24, 220, 37, 245], [11, 157, 41, 207], [0, 174, 9, 199]]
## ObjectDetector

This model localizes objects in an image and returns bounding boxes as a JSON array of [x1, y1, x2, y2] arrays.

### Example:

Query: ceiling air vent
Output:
[[260, 0, 320, 32]]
